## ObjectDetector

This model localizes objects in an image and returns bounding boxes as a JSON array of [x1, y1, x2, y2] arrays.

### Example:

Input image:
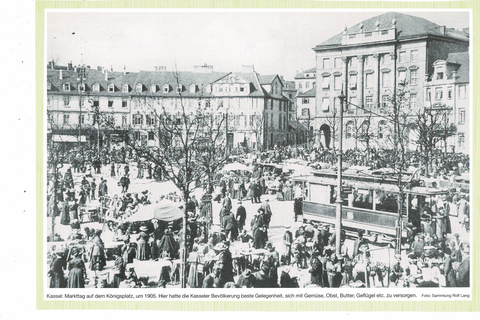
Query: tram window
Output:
[[352, 189, 373, 210], [375, 191, 398, 213]]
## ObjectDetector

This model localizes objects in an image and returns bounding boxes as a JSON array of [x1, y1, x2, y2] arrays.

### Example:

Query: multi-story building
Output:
[[294, 67, 316, 94], [46, 63, 290, 150], [424, 51, 469, 153], [312, 12, 469, 150]]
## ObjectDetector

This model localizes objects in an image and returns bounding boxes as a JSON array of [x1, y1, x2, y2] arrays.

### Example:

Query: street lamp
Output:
[[335, 88, 346, 255]]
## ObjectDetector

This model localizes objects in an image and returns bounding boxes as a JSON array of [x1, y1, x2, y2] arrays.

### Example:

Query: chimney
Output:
[[50, 60, 55, 70], [123, 65, 126, 75], [68, 61, 73, 70], [59, 69, 63, 80], [111, 65, 113, 72], [155, 66, 167, 72], [105, 70, 108, 81], [193, 64, 213, 73], [439, 26, 446, 35], [241, 65, 255, 73]]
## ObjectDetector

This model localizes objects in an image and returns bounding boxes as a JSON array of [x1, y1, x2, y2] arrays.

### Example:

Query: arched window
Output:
[[92, 83, 100, 92], [163, 84, 170, 93], [136, 83, 143, 93]]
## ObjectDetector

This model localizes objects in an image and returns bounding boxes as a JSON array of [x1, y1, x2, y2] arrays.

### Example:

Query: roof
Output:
[[257, 74, 284, 87], [315, 12, 469, 50], [294, 67, 316, 79], [447, 52, 469, 82], [288, 120, 309, 131], [297, 87, 316, 98]]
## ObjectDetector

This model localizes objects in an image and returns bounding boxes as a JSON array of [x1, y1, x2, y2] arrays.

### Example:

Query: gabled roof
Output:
[[315, 12, 469, 50], [297, 87, 316, 98], [257, 74, 284, 87], [294, 67, 316, 79], [446, 52, 469, 83]]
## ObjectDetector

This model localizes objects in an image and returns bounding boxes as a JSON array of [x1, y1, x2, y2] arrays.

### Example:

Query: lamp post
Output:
[[77, 65, 86, 154], [335, 88, 346, 255]]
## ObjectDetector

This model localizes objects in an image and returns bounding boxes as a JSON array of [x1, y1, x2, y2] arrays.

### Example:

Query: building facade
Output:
[[46, 64, 290, 151], [312, 12, 469, 150], [424, 52, 469, 153]]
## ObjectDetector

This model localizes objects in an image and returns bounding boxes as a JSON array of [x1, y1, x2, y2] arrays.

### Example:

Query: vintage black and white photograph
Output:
[[45, 10, 471, 291]]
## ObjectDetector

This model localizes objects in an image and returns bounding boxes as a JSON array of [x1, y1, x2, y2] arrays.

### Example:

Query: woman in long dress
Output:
[[60, 201, 70, 225], [90, 230, 106, 272], [284, 180, 294, 201], [67, 248, 86, 288], [136, 226, 149, 261], [49, 251, 67, 288]]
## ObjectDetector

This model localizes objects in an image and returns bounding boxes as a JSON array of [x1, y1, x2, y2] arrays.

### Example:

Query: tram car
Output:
[[294, 167, 448, 242]]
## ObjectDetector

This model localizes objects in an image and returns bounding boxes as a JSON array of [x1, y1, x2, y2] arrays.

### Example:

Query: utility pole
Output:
[[335, 88, 346, 255], [77, 65, 86, 154]]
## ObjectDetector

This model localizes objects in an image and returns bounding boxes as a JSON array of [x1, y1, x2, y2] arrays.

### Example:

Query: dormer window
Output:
[[78, 83, 86, 92], [122, 84, 129, 93], [92, 83, 100, 92], [206, 85, 212, 93], [177, 84, 184, 93], [47, 82, 52, 90], [240, 86, 245, 92], [136, 83, 143, 93], [189, 84, 197, 93], [163, 84, 170, 93], [436, 72, 444, 80], [63, 83, 70, 91], [150, 84, 157, 93], [108, 84, 115, 92]]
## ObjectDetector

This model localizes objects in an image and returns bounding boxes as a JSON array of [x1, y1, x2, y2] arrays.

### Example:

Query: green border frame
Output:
[[36, 0, 479, 311]]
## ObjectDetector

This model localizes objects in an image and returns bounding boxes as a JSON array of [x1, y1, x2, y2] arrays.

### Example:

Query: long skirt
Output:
[[284, 187, 293, 201], [136, 242, 148, 261], [67, 268, 85, 288], [50, 273, 66, 288]]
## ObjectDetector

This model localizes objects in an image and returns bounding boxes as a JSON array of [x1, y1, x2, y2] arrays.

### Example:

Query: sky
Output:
[[47, 10, 470, 80]]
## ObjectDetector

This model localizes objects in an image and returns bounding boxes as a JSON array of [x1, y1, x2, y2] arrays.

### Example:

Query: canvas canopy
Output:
[[125, 200, 184, 222]]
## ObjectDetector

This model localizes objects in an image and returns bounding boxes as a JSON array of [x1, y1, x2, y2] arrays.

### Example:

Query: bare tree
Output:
[[326, 101, 339, 152], [250, 111, 265, 151]]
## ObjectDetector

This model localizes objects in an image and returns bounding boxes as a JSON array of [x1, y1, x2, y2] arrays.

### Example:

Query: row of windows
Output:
[[57, 82, 251, 94], [320, 93, 418, 111], [426, 85, 466, 101], [321, 69, 418, 90], [321, 51, 418, 70]]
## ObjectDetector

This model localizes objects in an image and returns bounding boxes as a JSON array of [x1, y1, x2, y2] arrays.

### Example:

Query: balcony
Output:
[[342, 28, 396, 46]]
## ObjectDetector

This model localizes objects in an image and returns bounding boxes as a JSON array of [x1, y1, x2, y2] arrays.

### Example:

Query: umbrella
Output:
[[221, 162, 251, 172], [125, 200, 184, 222]]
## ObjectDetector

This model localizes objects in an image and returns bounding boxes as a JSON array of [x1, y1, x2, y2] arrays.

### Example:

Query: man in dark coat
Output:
[[236, 268, 256, 288], [222, 211, 238, 241], [260, 199, 273, 227], [283, 226, 293, 264], [215, 242, 234, 288], [253, 226, 267, 249], [90, 178, 97, 200], [235, 201, 247, 232], [456, 244, 470, 287]]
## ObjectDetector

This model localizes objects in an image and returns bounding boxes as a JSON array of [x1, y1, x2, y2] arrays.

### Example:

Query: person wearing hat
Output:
[[283, 226, 293, 265], [236, 268, 256, 288], [136, 226, 150, 261], [412, 234, 425, 259], [222, 209, 238, 242], [253, 225, 268, 249], [67, 247, 87, 288], [90, 229, 106, 272], [98, 178, 108, 199], [158, 228, 177, 259], [456, 244, 470, 287], [214, 241, 234, 288], [49, 249, 67, 288], [235, 201, 247, 232], [202, 267, 220, 288], [260, 199, 273, 227]]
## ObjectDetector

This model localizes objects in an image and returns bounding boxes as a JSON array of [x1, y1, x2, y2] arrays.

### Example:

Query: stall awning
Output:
[[52, 135, 86, 142], [125, 200, 184, 222]]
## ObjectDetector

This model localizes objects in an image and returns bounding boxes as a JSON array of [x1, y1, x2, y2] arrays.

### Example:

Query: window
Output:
[[322, 97, 330, 111], [150, 84, 157, 93], [435, 88, 443, 100], [63, 95, 70, 107], [398, 70, 406, 84], [279, 114, 282, 129], [206, 85, 212, 93], [148, 132, 155, 141], [366, 96, 374, 109], [459, 109, 466, 124], [298, 83, 303, 89], [79, 114, 85, 124], [122, 115, 127, 126], [146, 115, 155, 126], [334, 57, 342, 68], [133, 114, 143, 125], [399, 51, 407, 63], [92, 99, 99, 107], [349, 97, 357, 108], [134, 132, 141, 141], [349, 74, 357, 89], [410, 69, 418, 86], [63, 83, 70, 91], [426, 89, 432, 101], [334, 75, 342, 90], [378, 120, 388, 138], [436, 72, 444, 80], [122, 99, 128, 108], [382, 95, 389, 108], [350, 57, 358, 68], [410, 50, 418, 61], [458, 134, 465, 148], [136, 83, 143, 93], [239, 115, 246, 127], [382, 72, 390, 87], [163, 84, 170, 93], [301, 108, 309, 117], [190, 84, 196, 93], [365, 73, 373, 88], [302, 98, 309, 104], [381, 54, 391, 65], [365, 55, 373, 65], [93, 83, 100, 92], [122, 84, 129, 93], [78, 83, 85, 92], [459, 85, 466, 99], [346, 121, 354, 139], [447, 87, 453, 99], [63, 114, 69, 124], [108, 84, 115, 92], [108, 100, 113, 108], [321, 75, 330, 89], [240, 86, 245, 92], [410, 93, 417, 109], [323, 58, 331, 69]]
